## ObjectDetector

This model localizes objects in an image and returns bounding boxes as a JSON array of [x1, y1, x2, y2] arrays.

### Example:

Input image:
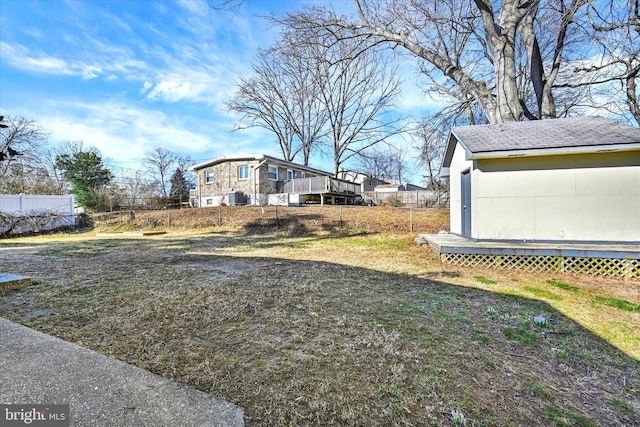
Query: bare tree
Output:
[[310, 36, 405, 176], [118, 169, 157, 208], [283, 0, 594, 124], [227, 39, 327, 165], [413, 117, 451, 189], [564, 1, 640, 125], [145, 147, 177, 198], [357, 146, 409, 183], [207, 0, 245, 12], [229, 19, 403, 173], [0, 115, 49, 175], [275, 32, 331, 166], [227, 51, 306, 163], [0, 116, 63, 194]]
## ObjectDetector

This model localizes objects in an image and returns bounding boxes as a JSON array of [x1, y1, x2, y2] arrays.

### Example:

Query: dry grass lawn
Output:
[[0, 206, 638, 426]]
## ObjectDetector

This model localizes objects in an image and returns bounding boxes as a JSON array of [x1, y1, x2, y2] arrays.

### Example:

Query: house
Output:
[[441, 117, 640, 243], [374, 183, 406, 193], [189, 154, 361, 207], [336, 168, 427, 193], [336, 168, 387, 192]]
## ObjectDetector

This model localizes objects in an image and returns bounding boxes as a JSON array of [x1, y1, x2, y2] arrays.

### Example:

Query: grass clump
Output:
[[474, 275, 497, 285], [604, 396, 633, 412], [525, 380, 555, 400], [523, 286, 562, 301], [543, 404, 596, 427], [502, 324, 539, 345], [546, 279, 579, 292], [593, 295, 640, 312]]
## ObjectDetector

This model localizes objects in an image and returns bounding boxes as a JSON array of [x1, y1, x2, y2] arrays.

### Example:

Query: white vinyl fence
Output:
[[0, 194, 76, 235]]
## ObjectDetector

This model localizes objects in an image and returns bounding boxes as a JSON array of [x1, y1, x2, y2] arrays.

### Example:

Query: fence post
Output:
[[218, 206, 222, 226], [339, 206, 343, 226], [410, 207, 413, 232]]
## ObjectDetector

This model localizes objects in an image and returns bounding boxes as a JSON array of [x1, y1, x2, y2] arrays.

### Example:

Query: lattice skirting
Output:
[[441, 253, 639, 278]]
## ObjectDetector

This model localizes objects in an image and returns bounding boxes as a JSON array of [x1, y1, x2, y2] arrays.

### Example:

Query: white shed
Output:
[[441, 117, 640, 243]]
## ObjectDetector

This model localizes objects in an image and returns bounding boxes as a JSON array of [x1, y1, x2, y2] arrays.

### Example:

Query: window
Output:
[[205, 170, 214, 184], [287, 169, 294, 180], [206, 198, 213, 205], [268, 165, 278, 181], [238, 165, 249, 180], [301, 172, 306, 178]]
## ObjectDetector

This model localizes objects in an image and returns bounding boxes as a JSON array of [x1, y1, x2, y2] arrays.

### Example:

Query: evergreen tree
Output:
[[169, 168, 189, 202], [55, 150, 112, 210]]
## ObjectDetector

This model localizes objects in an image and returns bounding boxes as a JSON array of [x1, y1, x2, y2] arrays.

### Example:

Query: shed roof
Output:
[[443, 117, 640, 168]]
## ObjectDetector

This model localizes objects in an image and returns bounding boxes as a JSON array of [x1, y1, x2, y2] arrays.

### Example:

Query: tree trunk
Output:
[[474, 0, 524, 122]]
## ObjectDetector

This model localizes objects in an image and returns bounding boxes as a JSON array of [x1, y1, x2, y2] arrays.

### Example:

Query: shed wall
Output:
[[448, 142, 474, 235], [472, 152, 640, 242]]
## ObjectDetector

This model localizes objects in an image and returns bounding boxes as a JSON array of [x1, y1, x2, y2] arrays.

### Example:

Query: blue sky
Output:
[[0, 0, 438, 184]]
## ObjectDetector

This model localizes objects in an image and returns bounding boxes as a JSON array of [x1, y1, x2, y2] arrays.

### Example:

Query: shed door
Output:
[[461, 168, 471, 238]]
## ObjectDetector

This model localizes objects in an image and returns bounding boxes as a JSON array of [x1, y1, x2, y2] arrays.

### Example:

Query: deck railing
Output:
[[282, 176, 360, 195]]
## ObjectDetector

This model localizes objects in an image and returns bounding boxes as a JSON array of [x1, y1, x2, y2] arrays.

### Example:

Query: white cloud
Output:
[[140, 81, 153, 94], [146, 80, 204, 103], [0, 42, 114, 80], [0, 42, 74, 75], [35, 100, 220, 165]]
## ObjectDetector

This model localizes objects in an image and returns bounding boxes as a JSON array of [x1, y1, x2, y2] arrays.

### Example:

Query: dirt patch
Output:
[[0, 227, 638, 426]]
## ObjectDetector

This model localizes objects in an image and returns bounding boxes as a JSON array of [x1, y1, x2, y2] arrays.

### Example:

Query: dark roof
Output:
[[443, 117, 640, 167], [189, 154, 331, 176]]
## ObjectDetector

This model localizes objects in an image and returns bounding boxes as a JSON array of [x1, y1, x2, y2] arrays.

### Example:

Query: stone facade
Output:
[[191, 155, 329, 206]]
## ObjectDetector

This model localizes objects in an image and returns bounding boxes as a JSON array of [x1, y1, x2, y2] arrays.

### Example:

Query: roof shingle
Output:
[[450, 117, 640, 153]]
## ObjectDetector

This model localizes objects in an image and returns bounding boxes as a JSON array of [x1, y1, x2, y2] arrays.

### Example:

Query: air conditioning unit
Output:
[[228, 191, 245, 206]]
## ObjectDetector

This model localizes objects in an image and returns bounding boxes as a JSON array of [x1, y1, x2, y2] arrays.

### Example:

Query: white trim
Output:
[[467, 143, 640, 160], [268, 164, 278, 181], [238, 164, 249, 180], [190, 153, 330, 177]]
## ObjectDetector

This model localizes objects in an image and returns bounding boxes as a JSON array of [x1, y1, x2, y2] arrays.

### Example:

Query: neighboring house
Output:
[[336, 168, 426, 193], [336, 168, 387, 192], [189, 154, 361, 207], [374, 183, 406, 193], [441, 117, 640, 243], [403, 182, 427, 191], [373, 182, 426, 192]]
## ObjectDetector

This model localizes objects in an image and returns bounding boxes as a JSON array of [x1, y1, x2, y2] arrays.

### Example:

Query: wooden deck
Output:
[[0, 274, 32, 291], [417, 233, 640, 278], [282, 176, 360, 196], [419, 233, 640, 259]]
